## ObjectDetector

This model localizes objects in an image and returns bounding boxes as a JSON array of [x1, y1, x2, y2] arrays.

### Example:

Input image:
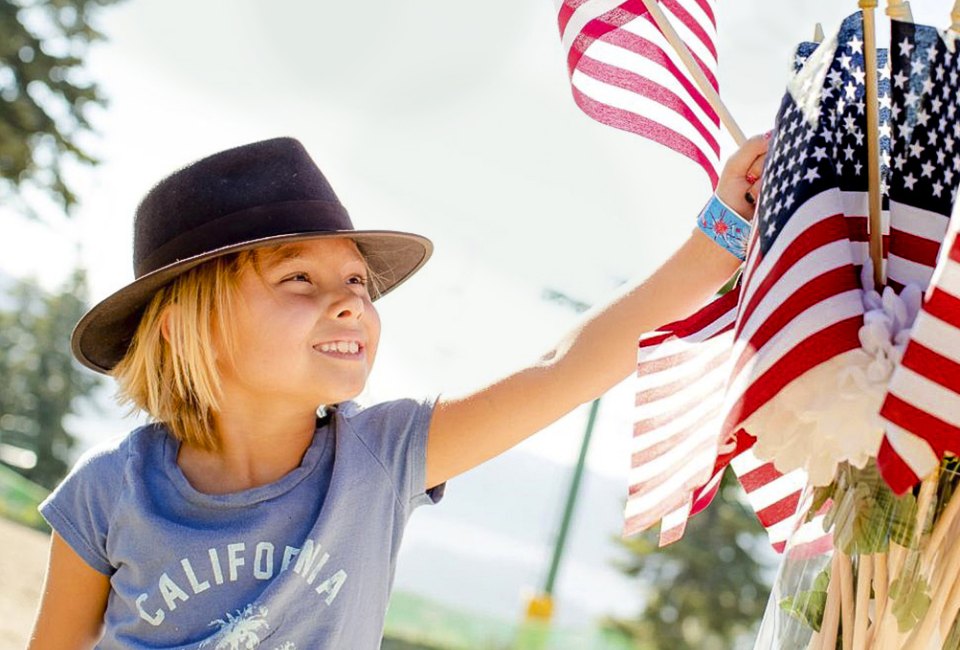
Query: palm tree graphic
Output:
[[201, 604, 271, 650]]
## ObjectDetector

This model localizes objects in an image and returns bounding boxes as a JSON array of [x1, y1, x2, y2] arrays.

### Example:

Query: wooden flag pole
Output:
[[860, 0, 885, 287], [638, 0, 746, 146], [952, 0, 960, 33], [886, 0, 913, 21], [814, 23, 826, 43]]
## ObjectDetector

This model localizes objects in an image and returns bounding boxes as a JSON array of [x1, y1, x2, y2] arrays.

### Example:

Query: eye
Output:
[[348, 274, 368, 287], [283, 272, 312, 284]]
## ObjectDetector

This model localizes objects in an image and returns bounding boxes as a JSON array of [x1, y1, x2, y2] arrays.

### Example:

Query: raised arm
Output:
[[425, 134, 769, 488], [28, 532, 110, 650]]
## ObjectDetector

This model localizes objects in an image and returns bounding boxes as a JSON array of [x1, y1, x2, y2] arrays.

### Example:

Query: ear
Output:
[[159, 304, 178, 344]]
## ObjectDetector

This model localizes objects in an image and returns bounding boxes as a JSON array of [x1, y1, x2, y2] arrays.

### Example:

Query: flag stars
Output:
[[921, 160, 936, 178], [804, 167, 821, 183], [913, 59, 927, 76], [917, 109, 931, 126], [840, 53, 853, 70], [849, 35, 864, 54], [900, 37, 915, 58], [845, 81, 858, 100], [909, 141, 925, 159], [928, 130, 938, 147], [851, 67, 866, 86], [904, 172, 918, 189], [922, 77, 935, 95], [932, 180, 944, 197], [854, 161, 863, 176], [894, 70, 909, 89], [905, 89, 920, 108]]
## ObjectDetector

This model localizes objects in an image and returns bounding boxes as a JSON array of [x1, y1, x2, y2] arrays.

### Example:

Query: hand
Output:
[[715, 132, 771, 221]]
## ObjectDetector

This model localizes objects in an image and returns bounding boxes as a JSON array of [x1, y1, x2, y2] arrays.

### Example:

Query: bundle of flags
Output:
[[555, 3, 960, 550]]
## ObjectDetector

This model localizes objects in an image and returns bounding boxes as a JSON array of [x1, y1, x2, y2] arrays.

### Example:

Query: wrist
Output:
[[695, 194, 752, 261]]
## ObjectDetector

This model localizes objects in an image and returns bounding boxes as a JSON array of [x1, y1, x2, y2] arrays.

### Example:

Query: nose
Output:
[[327, 288, 365, 321]]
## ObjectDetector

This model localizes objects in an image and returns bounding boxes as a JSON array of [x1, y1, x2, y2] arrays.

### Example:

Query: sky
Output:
[[4, 0, 959, 630]]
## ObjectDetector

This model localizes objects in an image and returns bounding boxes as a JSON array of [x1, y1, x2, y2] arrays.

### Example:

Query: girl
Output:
[[29, 134, 767, 649]]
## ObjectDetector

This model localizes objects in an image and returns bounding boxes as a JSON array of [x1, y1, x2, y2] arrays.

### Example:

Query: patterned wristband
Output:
[[696, 194, 752, 261]]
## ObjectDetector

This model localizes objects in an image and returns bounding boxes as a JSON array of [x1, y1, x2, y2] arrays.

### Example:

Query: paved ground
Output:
[[0, 517, 47, 649]]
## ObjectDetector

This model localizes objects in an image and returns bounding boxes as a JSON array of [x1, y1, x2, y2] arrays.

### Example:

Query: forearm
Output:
[[541, 226, 741, 404]]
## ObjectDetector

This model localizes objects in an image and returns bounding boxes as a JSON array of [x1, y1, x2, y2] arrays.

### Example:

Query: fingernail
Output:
[[746, 173, 759, 185], [744, 191, 755, 205], [763, 130, 773, 140]]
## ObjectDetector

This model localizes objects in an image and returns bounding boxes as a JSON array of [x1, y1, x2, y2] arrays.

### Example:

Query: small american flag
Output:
[[878, 20, 960, 494], [555, 0, 721, 187]]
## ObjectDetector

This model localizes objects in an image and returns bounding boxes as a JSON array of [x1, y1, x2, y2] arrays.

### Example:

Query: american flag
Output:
[[555, 0, 721, 187], [626, 14, 957, 550], [625, 37, 825, 548], [878, 20, 960, 494]]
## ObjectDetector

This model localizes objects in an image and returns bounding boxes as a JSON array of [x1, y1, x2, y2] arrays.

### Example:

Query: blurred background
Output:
[[2, 1, 957, 648]]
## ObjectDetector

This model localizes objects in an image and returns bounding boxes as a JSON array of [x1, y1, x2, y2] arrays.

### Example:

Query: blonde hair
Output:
[[112, 252, 250, 451], [111, 240, 383, 451]]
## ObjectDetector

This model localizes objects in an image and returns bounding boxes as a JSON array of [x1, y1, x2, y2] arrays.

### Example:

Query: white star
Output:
[[910, 141, 925, 158], [893, 153, 906, 170], [899, 37, 915, 58], [855, 129, 865, 146], [948, 103, 957, 120], [937, 149, 947, 165], [904, 172, 918, 189], [851, 67, 866, 86], [892, 104, 902, 120], [928, 130, 939, 147], [931, 97, 943, 114], [784, 195, 795, 210], [927, 47, 939, 63], [879, 122, 892, 140], [880, 63, 891, 81], [855, 100, 866, 115], [840, 53, 853, 70], [905, 89, 920, 107], [845, 81, 858, 100], [946, 168, 955, 185], [827, 69, 843, 87], [804, 167, 821, 183], [932, 180, 944, 197], [836, 161, 845, 175], [766, 222, 779, 237], [936, 64, 946, 81], [912, 59, 926, 76], [955, 156, 960, 172], [854, 161, 863, 175], [947, 135, 956, 152], [836, 97, 848, 114], [921, 160, 936, 177], [879, 94, 892, 111], [893, 70, 909, 89], [849, 35, 864, 54], [917, 109, 931, 126], [845, 144, 856, 160], [813, 146, 828, 161], [844, 115, 858, 132], [923, 77, 935, 95]]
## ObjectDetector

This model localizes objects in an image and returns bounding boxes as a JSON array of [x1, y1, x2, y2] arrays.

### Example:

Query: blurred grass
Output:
[[0, 464, 49, 532], [384, 591, 636, 650]]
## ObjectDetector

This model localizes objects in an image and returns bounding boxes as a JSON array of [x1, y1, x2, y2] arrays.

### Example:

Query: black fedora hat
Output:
[[72, 137, 433, 374]]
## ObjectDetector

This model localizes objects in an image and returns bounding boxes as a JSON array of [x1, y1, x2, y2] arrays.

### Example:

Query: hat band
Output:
[[136, 200, 354, 277]]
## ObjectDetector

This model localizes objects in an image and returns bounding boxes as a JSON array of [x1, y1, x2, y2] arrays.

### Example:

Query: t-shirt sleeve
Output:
[[345, 396, 444, 510], [38, 438, 127, 575]]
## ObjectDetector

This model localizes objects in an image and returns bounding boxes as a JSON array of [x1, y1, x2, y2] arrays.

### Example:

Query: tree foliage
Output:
[[0, 0, 120, 215], [605, 470, 775, 650], [0, 271, 100, 489]]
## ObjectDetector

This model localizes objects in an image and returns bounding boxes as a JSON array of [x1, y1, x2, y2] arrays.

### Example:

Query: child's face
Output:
[[219, 237, 380, 410]]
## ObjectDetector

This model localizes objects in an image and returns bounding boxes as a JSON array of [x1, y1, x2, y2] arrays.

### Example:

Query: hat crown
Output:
[[133, 137, 351, 277]]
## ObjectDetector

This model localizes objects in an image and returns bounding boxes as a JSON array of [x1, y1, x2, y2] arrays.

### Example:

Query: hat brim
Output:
[[72, 229, 432, 374]]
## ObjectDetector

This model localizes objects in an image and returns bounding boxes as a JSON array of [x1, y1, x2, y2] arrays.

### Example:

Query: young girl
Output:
[[29, 134, 767, 649]]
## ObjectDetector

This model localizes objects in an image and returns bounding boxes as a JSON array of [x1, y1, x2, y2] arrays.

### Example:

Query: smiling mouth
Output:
[[315, 341, 362, 355]]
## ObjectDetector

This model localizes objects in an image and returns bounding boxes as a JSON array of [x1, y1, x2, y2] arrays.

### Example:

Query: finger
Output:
[[747, 180, 763, 205], [728, 132, 772, 171], [745, 155, 766, 187]]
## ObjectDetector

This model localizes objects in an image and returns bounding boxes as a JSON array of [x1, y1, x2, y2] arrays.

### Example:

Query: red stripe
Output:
[[689, 470, 723, 515], [576, 54, 719, 153], [567, 4, 643, 73], [643, 287, 739, 342], [737, 214, 849, 337], [950, 238, 960, 264], [880, 393, 960, 461], [738, 462, 782, 492], [724, 317, 863, 434], [877, 436, 921, 495], [592, 28, 719, 122], [731, 267, 860, 381], [659, 0, 718, 61], [635, 348, 729, 404], [571, 88, 719, 187], [633, 396, 720, 437], [923, 285, 960, 328], [754, 490, 802, 528], [900, 341, 960, 394], [889, 227, 943, 267]]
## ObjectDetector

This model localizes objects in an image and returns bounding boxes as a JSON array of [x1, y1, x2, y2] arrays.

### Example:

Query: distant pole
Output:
[[523, 398, 601, 629]]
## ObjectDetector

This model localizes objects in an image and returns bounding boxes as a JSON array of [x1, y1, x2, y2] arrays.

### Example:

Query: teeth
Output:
[[319, 341, 360, 354]]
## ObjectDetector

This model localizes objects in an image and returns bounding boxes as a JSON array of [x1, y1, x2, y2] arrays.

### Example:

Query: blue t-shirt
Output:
[[40, 398, 442, 649]]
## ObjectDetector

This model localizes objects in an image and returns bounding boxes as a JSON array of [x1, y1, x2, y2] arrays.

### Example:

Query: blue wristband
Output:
[[696, 194, 752, 261]]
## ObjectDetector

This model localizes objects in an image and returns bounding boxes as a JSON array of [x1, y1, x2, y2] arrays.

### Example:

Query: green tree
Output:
[[0, 270, 100, 489], [1, 0, 121, 215], [605, 470, 775, 650]]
